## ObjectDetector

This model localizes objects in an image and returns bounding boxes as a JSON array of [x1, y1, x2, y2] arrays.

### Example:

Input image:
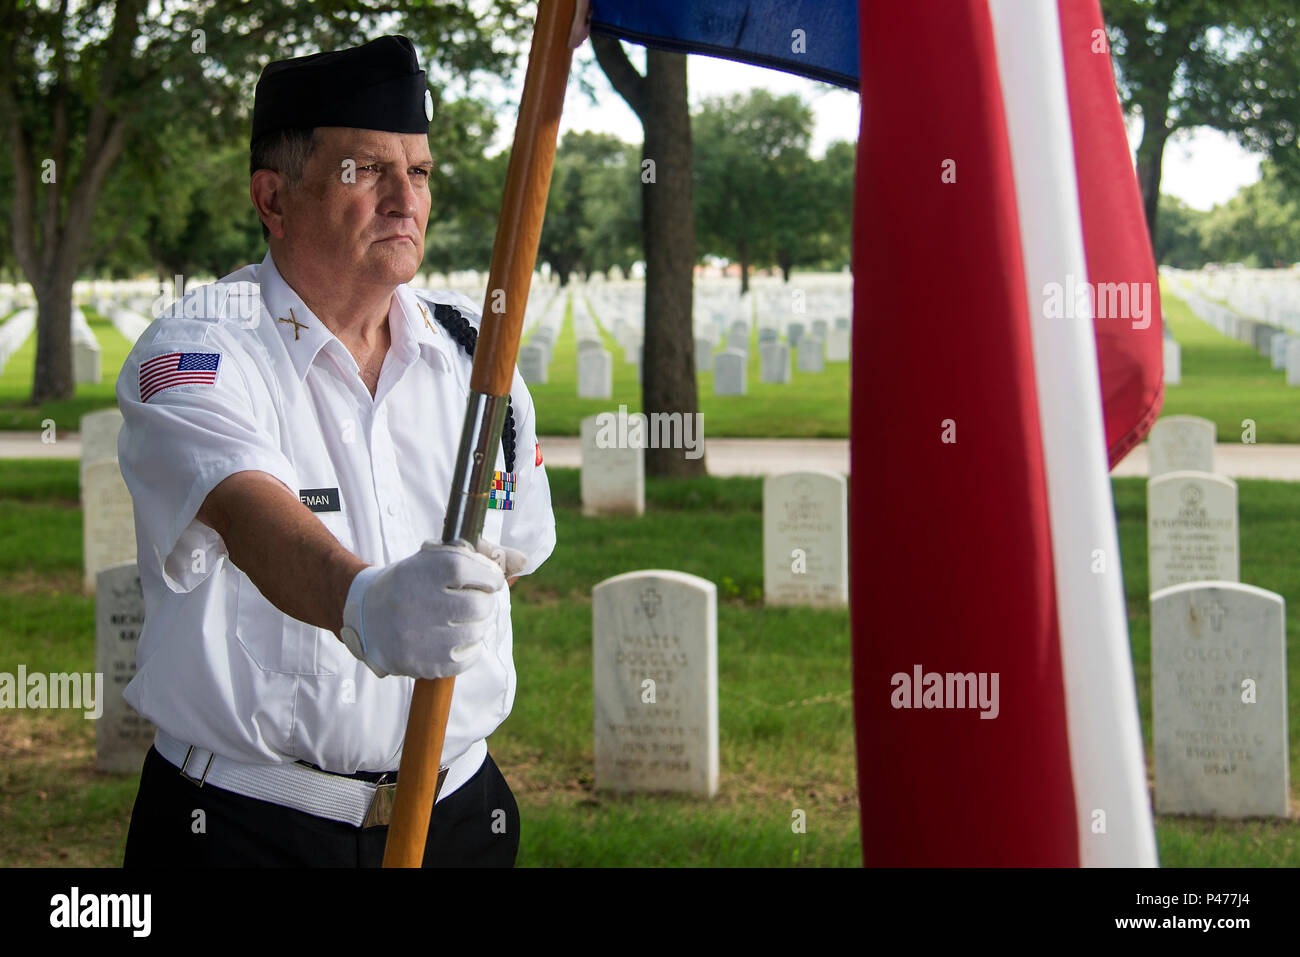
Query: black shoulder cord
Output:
[[430, 302, 517, 474]]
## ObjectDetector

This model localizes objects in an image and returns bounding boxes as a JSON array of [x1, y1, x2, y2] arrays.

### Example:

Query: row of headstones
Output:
[[592, 426, 1290, 810], [0, 302, 106, 382], [516, 289, 568, 386], [578, 413, 847, 606], [542, 316, 851, 399], [108, 302, 152, 344], [0, 284, 35, 309], [1169, 276, 1300, 386], [1170, 267, 1300, 332], [0, 304, 103, 381], [0, 307, 36, 374], [583, 294, 643, 373], [1144, 414, 1290, 818], [700, 316, 850, 361], [590, 458, 849, 795]]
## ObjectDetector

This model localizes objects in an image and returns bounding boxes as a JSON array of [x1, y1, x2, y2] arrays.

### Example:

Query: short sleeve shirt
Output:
[[115, 251, 556, 774]]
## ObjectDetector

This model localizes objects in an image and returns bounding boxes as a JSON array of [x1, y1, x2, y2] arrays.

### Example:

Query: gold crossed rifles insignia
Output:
[[277, 304, 437, 342], [277, 307, 308, 341]]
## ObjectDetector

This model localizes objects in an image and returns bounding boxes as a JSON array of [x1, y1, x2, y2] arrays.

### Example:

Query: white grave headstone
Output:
[[74, 339, 102, 385], [727, 323, 749, 354], [1287, 338, 1300, 387], [580, 412, 645, 516], [714, 349, 747, 395], [797, 338, 825, 373], [1152, 581, 1289, 818], [577, 348, 613, 400], [80, 409, 124, 471], [1147, 415, 1215, 477], [1147, 471, 1239, 593], [759, 342, 791, 385], [95, 562, 155, 773], [1270, 332, 1289, 370], [82, 459, 138, 592], [826, 327, 850, 362], [593, 570, 718, 796], [694, 337, 714, 374], [518, 344, 548, 385], [1164, 338, 1181, 385], [763, 471, 848, 607]]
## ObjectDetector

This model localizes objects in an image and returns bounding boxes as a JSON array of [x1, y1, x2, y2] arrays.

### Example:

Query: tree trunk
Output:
[[1134, 118, 1168, 250], [31, 279, 74, 403], [592, 35, 705, 479], [778, 250, 792, 284], [738, 239, 750, 296], [640, 50, 704, 478]]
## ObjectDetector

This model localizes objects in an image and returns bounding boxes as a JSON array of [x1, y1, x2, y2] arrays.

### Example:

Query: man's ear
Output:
[[250, 169, 289, 240]]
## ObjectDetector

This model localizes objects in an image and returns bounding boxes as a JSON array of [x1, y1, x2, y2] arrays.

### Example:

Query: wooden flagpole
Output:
[[383, 0, 583, 868]]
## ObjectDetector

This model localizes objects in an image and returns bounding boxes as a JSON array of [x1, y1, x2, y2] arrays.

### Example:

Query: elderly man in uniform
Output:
[[116, 35, 555, 867]]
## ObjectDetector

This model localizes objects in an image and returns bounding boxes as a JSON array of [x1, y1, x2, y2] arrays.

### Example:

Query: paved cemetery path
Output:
[[8, 432, 1300, 480]]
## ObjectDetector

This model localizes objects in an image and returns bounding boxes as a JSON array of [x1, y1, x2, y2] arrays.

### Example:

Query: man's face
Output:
[[276, 127, 433, 288]]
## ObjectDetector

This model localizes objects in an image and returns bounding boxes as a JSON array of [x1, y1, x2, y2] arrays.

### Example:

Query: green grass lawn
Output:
[[1160, 279, 1300, 443], [0, 461, 1296, 866]]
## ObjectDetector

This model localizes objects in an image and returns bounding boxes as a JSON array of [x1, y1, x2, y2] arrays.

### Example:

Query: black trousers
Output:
[[123, 745, 520, 867]]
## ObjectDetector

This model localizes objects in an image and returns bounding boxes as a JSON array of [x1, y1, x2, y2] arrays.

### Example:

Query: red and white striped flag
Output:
[[850, 0, 1161, 866], [138, 351, 222, 403]]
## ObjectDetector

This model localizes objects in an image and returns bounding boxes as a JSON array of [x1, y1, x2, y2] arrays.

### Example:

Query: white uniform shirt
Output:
[[115, 251, 555, 787]]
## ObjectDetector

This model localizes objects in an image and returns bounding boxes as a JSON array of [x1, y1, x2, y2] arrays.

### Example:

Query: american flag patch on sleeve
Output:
[[139, 352, 221, 403]]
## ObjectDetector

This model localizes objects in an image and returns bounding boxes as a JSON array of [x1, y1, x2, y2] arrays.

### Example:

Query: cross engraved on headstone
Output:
[[1204, 601, 1227, 631], [640, 587, 661, 620], [277, 307, 308, 341]]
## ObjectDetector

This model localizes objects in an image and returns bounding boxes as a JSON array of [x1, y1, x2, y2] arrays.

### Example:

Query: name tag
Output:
[[299, 487, 341, 512]]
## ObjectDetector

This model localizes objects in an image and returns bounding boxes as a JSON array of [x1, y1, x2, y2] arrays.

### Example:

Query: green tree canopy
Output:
[[537, 129, 634, 285], [1, 0, 525, 401], [1199, 163, 1300, 266], [692, 89, 814, 292], [1103, 0, 1300, 245]]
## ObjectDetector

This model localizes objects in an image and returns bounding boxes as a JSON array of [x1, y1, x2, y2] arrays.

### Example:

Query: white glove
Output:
[[339, 542, 506, 679], [476, 538, 529, 578]]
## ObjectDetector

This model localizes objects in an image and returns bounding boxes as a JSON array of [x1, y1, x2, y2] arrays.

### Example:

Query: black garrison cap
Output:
[[251, 35, 433, 143]]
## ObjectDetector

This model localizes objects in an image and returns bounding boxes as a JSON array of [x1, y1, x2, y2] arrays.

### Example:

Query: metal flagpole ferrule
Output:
[[442, 390, 510, 548]]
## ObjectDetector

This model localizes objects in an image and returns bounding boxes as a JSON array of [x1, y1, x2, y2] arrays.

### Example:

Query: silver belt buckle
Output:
[[178, 745, 214, 787], [362, 765, 449, 829]]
